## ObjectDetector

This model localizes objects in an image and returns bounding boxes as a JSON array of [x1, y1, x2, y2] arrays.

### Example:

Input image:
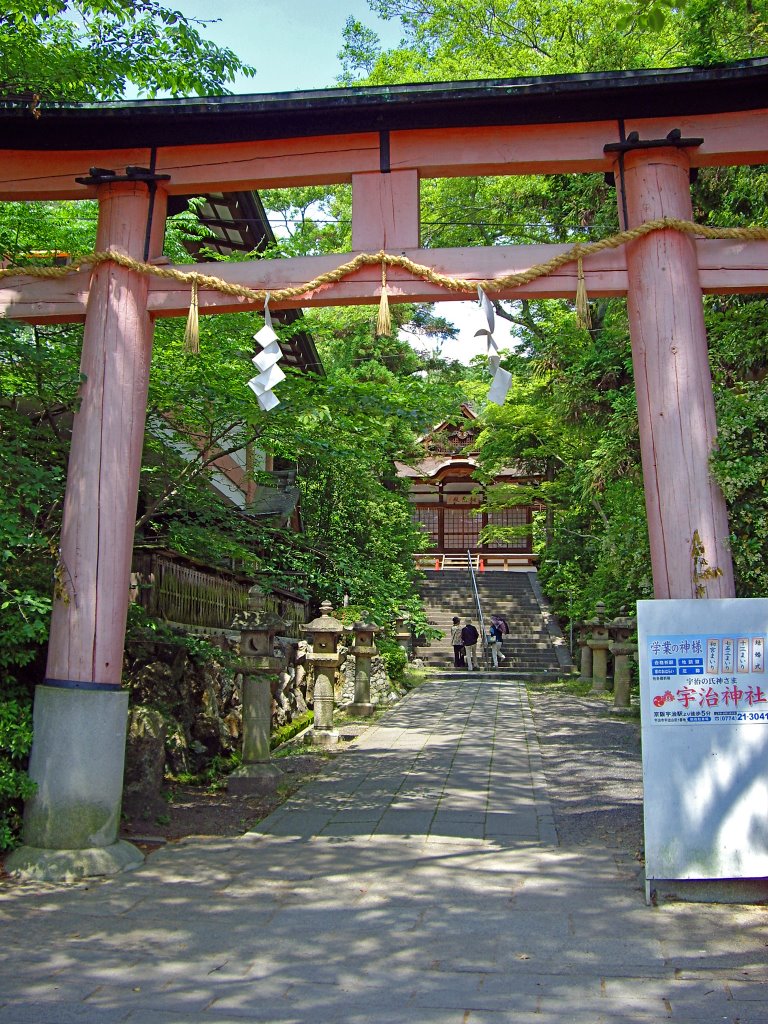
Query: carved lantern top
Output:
[[586, 600, 609, 638], [301, 600, 345, 654], [233, 609, 288, 657], [352, 620, 381, 646], [608, 611, 637, 642]]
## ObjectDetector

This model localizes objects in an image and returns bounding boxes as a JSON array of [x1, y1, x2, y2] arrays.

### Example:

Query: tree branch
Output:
[[492, 299, 547, 342]]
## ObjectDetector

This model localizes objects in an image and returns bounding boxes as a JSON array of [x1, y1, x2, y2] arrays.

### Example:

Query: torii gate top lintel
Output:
[[3, 58, 768, 323], [2, 57, 768, 156]]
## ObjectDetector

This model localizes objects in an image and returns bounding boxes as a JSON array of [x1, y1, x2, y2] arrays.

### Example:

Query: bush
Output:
[[0, 699, 36, 850], [377, 637, 408, 682], [270, 711, 314, 750]]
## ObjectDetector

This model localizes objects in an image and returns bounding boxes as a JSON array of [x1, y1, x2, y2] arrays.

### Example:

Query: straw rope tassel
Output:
[[376, 261, 392, 337], [184, 278, 200, 354], [574, 248, 592, 331]]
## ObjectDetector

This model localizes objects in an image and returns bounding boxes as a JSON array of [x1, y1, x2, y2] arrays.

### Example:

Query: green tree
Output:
[[340, 0, 684, 83], [0, 0, 256, 103], [0, 0, 256, 850], [279, 303, 462, 627]]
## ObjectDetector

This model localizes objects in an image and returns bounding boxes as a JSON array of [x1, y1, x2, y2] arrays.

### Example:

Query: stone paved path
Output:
[[1, 676, 767, 1023]]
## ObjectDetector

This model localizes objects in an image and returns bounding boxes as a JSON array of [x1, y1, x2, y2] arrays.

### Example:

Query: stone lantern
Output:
[[348, 619, 381, 718], [609, 610, 638, 711], [228, 585, 287, 794], [586, 601, 611, 694], [394, 612, 412, 657], [301, 600, 345, 745]]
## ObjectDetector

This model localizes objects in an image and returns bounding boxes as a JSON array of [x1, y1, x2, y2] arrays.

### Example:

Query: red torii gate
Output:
[[4, 59, 768, 878]]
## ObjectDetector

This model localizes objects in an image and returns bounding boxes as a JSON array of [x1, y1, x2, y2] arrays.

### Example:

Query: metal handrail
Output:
[[467, 549, 488, 668]]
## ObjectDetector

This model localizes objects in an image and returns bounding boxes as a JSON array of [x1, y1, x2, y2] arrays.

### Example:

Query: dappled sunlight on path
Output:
[[1, 678, 767, 1023]]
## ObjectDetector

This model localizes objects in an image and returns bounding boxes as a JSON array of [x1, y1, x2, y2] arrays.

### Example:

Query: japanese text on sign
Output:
[[648, 632, 766, 725]]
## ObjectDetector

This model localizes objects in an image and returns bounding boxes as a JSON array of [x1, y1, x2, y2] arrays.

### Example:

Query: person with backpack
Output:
[[487, 619, 506, 668], [461, 619, 480, 671]]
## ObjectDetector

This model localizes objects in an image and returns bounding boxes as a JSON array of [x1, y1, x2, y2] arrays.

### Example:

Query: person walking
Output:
[[461, 619, 480, 671], [450, 615, 465, 668], [487, 619, 506, 668]]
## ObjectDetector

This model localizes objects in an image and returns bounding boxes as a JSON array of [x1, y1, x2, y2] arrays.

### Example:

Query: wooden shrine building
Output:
[[396, 405, 537, 568]]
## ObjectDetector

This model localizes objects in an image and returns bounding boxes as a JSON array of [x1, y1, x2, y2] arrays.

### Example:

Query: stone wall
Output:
[[122, 629, 400, 819], [336, 642, 403, 708], [123, 632, 309, 819], [269, 638, 309, 728]]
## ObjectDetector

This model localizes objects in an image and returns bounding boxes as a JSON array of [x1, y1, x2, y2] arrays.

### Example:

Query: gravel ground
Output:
[[526, 684, 645, 858]]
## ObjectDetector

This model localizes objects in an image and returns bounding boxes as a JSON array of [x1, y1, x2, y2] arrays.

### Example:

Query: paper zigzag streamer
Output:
[[247, 293, 285, 411], [474, 286, 512, 405]]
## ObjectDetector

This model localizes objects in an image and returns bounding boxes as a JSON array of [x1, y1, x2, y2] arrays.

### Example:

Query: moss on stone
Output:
[[25, 799, 117, 850]]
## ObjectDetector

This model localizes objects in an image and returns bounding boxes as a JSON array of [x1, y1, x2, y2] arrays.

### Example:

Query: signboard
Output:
[[638, 599, 768, 890]]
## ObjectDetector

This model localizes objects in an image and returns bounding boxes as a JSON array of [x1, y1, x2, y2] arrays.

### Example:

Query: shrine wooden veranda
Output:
[[3, 59, 768, 877]]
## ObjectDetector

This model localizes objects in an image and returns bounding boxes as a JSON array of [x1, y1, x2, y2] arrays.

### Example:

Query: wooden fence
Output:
[[131, 549, 308, 635]]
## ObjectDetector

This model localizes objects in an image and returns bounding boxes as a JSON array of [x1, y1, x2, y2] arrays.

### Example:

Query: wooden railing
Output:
[[415, 552, 538, 571]]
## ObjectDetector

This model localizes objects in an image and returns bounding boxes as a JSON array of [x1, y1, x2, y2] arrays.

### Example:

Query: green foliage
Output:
[[250, 302, 464, 629], [527, 676, 605, 698], [0, 0, 256, 102], [0, 326, 72, 680], [270, 712, 315, 750], [377, 636, 408, 681], [125, 604, 236, 668], [337, 0, 768, 635], [203, 752, 242, 790], [711, 382, 768, 597], [615, 0, 678, 33], [0, 699, 36, 850], [678, 0, 768, 63], [400, 663, 429, 690], [0, 200, 98, 264], [259, 186, 352, 257], [337, 16, 384, 82], [343, 0, 684, 84], [169, 750, 242, 790]]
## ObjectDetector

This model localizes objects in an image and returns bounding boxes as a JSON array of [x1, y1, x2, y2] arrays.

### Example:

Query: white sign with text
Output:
[[638, 599, 768, 883]]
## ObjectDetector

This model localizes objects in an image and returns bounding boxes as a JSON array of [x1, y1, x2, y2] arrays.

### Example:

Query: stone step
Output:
[[425, 668, 563, 681], [423, 622, 552, 639], [421, 652, 561, 670], [415, 569, 569, 674]]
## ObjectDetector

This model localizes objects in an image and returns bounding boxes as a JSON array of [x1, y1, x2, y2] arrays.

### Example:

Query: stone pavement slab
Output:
[[1, 677, 768, 1023]]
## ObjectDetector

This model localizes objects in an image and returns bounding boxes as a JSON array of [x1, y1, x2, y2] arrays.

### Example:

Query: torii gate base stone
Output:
[[2, 62, 766, 881], [5, 687, 143, 880]]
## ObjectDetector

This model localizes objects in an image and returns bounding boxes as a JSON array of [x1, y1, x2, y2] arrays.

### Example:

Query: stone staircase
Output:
[[416, 569, 571, 676]]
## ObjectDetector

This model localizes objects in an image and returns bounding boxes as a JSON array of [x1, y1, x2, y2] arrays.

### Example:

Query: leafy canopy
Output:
[[0, 0, 256, 101]]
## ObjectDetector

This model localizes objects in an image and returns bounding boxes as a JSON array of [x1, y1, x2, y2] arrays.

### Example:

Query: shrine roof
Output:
[[395, 457, 479, 479], [395, 457, 527, 479], [1, 59, 767, 150]]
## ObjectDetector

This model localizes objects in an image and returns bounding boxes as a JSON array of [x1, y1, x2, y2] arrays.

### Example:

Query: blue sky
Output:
[[172, 0, 403, 93], [169, 0, 512, 362]]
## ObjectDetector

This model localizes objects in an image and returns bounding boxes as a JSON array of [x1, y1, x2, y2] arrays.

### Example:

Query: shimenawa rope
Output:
[[2, 217, 766, 341]]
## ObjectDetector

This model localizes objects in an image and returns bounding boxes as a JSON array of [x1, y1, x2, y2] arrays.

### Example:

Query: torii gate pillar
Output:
[[614, 146, 735, 600], [7, 181, 166, 881]]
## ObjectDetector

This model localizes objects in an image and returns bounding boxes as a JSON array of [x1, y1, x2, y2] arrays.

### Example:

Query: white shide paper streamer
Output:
[[247, 292, 285, 411], [474, 285, 512, 405]]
